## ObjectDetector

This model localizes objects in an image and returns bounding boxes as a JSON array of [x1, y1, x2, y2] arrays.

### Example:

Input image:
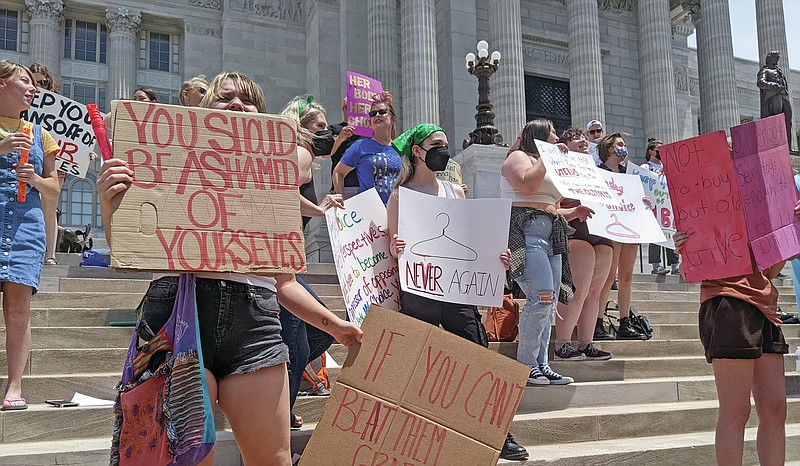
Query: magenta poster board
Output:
[[346, 71, 383, 138], [661, 131, 754, 282], [731, 115, 800, 270]]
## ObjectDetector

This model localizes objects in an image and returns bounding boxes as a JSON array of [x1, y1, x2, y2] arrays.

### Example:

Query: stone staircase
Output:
[[1, 255, 799, 465]]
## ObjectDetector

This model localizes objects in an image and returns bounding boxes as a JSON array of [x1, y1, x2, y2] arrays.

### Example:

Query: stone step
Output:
[[0, 327, 133, 349], [1, 308, 136, 327], [0, 373, 119, 402], [28, 292, 143, 309], [498, 423, 800, 465], [0, 349, 127, 375]]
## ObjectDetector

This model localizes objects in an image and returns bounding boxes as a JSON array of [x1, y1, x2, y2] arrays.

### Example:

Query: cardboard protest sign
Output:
[[535, 140, 620, 205], [109, 100, 304, 275], [346, 71, 383, 138], [661, 131, 753, 282], [300, 305, 530, 466], [21, 91, 95, 178], [326, 189, 400, 325], [626, 163, 676, 249], [583, 171, 666, 244], [397, 187, 511, 307], [731, 115, 800, 269]]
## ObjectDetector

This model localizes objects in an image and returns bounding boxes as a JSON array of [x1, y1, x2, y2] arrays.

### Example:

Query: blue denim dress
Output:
[[0, 124, 45, 292]]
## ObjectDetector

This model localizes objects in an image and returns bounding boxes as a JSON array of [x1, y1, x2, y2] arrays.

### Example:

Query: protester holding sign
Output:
[[643, 139, 679, 275], [386, 123, 528, 460], [502, 118, 576, 386], [332, 92, 401, 205], [0, 61, 62, 411], [96, 71, 362, 465], [596, 132, 649, 340], [672, 192, 799, 465], [553, 127, 614, 360], [132, 87, 158, 102]]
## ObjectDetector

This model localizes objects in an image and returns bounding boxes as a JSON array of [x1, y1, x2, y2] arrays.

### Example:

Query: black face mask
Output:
[[422, 146, 450, 172], [655, 150, 661, 161], [312, 129, 334, 157]]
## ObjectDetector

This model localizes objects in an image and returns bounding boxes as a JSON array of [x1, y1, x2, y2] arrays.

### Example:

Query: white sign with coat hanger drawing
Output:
[[397, 187, 511, 307], [583, 171, 667, 244]]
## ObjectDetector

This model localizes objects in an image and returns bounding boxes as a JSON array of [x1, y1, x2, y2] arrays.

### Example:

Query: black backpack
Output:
[[604, 301, 653, 340]]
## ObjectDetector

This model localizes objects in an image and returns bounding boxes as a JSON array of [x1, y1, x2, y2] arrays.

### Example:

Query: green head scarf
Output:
[[391, 123, 445, 159]]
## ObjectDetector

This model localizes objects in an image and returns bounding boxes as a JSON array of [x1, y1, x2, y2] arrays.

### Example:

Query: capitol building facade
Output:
[[2, 0, 797, 259]]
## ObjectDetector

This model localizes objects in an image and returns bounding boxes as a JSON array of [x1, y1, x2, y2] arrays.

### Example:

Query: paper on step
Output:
[[324, 351, 340, 369], [71, 392, 114, 406]]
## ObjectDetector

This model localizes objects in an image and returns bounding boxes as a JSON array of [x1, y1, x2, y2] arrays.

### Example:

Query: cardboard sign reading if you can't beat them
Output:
[[109, 100, 305, 275]]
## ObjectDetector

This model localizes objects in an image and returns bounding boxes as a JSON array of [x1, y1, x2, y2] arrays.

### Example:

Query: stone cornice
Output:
[[105, 7, 142, 34], [228, 0, 304, 24], [24, 0, 64, 22], [549, 0, 633, 12], [188, 0, 221, 10], [682, 0, 700, 22]]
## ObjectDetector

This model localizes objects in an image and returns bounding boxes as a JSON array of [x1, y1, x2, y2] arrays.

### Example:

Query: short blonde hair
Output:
[[179, 75, 209, 106], [200, 72, 266, 113]]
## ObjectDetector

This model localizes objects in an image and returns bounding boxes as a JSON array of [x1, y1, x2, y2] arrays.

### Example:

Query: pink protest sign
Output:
[[731, 115, 800, 270], [661, 131, 754, 283], [346, 71, 383, 138]]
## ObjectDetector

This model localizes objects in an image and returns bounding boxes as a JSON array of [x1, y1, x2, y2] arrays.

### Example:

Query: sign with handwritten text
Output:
[[731, 115, 800, 270], [398, 187, 511, 307], [535, 139, 620, 205], [626, 163, 676, 249], [300, 305, 530, 466], [21, 91, 95, 178], [583, 171, 666, 244], [661, 131, 753, 282], [325, 189, 399, 325], [346, 71, 383, 138], [109, 101, 304, 274]]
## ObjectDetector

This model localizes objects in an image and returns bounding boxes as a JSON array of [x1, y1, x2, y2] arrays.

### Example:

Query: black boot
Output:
[[617, 317, 647, 340], [500, 432, 528, 460], [594, 318, 614, 340]]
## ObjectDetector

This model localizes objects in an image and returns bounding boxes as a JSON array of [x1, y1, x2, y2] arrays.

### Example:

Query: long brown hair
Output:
[[29, 63, 58, 93]]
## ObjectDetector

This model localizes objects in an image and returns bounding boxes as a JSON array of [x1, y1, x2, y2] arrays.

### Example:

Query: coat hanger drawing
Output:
[[409, 212, 478, 261], [605, 213, 640, 239]]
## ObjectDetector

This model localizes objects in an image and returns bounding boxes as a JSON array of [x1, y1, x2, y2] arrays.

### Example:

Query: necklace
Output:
[[0, 119, 22, 136]]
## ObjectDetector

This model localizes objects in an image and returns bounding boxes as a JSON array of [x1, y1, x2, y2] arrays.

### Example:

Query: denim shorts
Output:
[[138, 276, 289, 380]]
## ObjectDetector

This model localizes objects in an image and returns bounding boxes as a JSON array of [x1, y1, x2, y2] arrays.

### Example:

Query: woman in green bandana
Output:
[[386, 124, 528, 461]]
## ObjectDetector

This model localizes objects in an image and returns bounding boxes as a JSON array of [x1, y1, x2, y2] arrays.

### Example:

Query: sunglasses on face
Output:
[[369, 109, 392, 118], [37, 79, 50, 88], [196, 87, 207, 95], [588, 129, 603, 135]]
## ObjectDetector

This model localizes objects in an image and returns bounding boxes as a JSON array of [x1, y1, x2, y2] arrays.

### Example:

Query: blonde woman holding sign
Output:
[[96, 71, 362, 465], [386, 123, 528, 461]]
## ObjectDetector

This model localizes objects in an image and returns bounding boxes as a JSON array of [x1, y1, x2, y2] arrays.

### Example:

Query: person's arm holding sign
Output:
[[501, 145, 548, 195], [297, 144, 344, 216], [332, 142, 358, 196]]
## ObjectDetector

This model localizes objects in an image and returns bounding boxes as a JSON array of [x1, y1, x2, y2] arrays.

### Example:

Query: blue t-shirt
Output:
[[340, 138, 402, 205]]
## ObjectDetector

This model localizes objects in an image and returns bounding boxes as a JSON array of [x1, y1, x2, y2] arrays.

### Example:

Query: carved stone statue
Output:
[[757, 51, 793, 146]]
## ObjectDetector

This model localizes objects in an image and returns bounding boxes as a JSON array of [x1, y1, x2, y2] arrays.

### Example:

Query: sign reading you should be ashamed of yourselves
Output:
[[109, 101, 305, 275]]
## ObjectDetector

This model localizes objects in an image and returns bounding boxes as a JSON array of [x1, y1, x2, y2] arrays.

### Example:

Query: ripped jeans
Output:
[[514, 215, 562, 368]]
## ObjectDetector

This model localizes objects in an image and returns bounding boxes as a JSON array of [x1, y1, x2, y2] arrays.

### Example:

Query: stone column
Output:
[[637, 0, 678, 143], [400, 0, 439, 126], [368, 0, 402, 126], [25, 0, 63, 81], [488, 0, 525, 143], [689, 0, 739, 133], [566, 0, 605, 128], [105, 7, 141, 101]]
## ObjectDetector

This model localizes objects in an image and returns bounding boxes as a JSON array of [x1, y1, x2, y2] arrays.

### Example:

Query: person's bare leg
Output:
[[616, 243, 638, 319], [218, 364, 291, 466], [197, 370, 218, 466], [751, 354, 787, 466], [712, 358, 754, 466], [578, 244, 613, 342], [555, 240, 594, 341], [598, 242, 621, 320], [42, 175, 64, 262], [2, 282, 32, 405]]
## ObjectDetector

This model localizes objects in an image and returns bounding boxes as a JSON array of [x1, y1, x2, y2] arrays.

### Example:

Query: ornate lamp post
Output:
[[463, 40, 503, 149]]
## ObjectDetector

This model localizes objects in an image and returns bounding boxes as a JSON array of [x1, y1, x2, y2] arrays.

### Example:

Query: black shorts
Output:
[[138, 276, 289, 380], [569, 218, 613, 248], [399, 290, 488, 348], [699, 295, 788, 363]]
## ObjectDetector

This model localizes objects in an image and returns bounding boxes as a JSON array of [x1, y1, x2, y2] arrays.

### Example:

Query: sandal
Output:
[[1, 397, 28, 411], [44, 257, 58, 265], [291, 412, 303, 428]]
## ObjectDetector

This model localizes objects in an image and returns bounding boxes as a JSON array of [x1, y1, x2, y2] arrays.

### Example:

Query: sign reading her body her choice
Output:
[[731, 115, 800, 270], [661, 131, 754, 282], [325, 189, 400, 326], [346, 71, 383, 138], [21, 91, 95, 178], [398, 187, 511, 307], [534, 139, 620, 205], [626, 163, 676, 249], [109, 101, 304, 275], [583, 171, 666, 244]]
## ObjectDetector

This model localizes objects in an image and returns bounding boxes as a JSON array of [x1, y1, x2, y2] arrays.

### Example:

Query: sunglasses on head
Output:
[[369, 109, 392, 118], [37, 79, 50, 88], [588, 128, 603, 135], [196, 87, 207, 95]]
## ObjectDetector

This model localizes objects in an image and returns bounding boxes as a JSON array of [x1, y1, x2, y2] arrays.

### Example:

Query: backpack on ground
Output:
[[484, 293, 519, 342], [603, 300, 653, 340], [299, 353, 330, 396]]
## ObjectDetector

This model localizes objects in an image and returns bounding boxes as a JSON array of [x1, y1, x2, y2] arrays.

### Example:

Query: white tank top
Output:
[[500, 171, 561, 206]]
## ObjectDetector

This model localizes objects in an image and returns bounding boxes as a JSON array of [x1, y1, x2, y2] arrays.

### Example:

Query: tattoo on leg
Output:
[[322, 317, 329, 326]]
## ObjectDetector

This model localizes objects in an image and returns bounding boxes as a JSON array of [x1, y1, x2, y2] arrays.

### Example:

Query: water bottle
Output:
[[795, 347, 800, 374]]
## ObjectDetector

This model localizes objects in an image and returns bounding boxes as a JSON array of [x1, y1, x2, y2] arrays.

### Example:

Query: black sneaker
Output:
[[651, 266, 669, 275], [594, 319, 615, 340], [610, 279, 618, 290], [539, 365, 574, 385], [527, 366, 549, 385], [500, 432, 529, 460], [554, 342, 587, 361], [580, 343, 612, 360], [617, 317, 647, 340]]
